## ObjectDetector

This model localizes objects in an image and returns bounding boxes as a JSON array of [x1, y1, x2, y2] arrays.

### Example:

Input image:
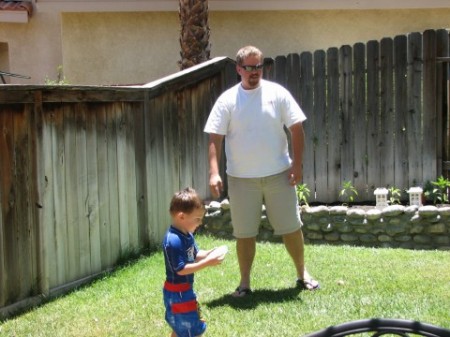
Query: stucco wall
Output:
[[2, 8, 450, 85], [0, 12, 62, 84], [61, 12, 180, 85], [209, 9, 450, 61], [64, 8, 450, 85]]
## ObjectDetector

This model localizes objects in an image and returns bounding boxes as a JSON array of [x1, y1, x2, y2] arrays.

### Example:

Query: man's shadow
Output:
[[204, 286, 303, 310]]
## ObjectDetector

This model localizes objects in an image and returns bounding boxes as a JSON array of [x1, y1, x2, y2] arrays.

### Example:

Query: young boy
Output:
[[162, 187, 227, 337]]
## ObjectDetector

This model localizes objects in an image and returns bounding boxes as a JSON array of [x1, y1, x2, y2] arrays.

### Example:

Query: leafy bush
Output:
[[296, 183, 310, 206], [388, 186, 402, 205], [44, 65, 69, 85], [340, 180, 358, 204], [424, 176, 450, 204]]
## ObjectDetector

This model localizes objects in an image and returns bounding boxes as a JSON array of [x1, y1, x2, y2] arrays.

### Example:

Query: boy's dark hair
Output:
[[169, 187, 204, 215]]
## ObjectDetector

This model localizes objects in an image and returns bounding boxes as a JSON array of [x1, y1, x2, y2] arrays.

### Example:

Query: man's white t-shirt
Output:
[[204, 79, 307, 178]]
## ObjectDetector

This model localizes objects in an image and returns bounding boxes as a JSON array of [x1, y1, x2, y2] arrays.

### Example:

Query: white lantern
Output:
[[407, 187, 423, 207], [374, 188, 389, 209]]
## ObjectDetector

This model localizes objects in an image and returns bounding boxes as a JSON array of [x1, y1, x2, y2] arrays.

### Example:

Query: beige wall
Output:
[[209, 9, 450, 62], [0, 12, 62, 84], [2, 8, 450, 85], [62, 12, 180, 85]]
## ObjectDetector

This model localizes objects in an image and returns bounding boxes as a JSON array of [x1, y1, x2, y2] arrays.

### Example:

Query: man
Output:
[[204, 46, 319, 297]]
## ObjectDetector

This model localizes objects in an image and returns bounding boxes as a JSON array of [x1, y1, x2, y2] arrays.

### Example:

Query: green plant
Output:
[[339, 180, 358, 203], [388, 186, 402, 205], [296, 183, 310, 206], [44, 65, 69, 85], [424, 176, 450, 204]]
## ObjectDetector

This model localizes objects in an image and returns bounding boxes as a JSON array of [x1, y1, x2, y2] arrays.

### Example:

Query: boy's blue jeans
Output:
[[163, 282, 206, 337]]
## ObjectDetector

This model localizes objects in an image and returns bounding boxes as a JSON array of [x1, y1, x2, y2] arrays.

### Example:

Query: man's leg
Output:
[[282, 229, 318, 290], [227, 175, 262, 296], [235, 237, 256, 290], [282, 229, 305, 279]]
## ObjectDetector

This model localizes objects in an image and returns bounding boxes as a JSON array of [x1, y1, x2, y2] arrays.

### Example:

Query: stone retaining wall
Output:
[[203, 200, 450, 250]]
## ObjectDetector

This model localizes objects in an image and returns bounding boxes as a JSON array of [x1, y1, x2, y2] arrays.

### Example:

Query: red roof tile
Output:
[[0, 1, 33, 16]]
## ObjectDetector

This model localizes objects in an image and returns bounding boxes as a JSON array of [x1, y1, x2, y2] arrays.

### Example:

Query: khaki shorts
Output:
[[227, 170, 302, 238]]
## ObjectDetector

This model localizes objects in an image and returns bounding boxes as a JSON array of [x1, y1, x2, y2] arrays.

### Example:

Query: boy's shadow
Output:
[[204, 286, 303, 310]]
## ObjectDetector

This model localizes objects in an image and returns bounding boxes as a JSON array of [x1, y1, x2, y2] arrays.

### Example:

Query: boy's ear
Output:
[[175, 211, 186, 220]]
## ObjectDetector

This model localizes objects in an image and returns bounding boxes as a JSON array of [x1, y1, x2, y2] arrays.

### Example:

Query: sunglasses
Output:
[[240, 64, 264, 72]]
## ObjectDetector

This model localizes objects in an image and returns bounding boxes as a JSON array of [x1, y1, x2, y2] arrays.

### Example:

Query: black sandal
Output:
[[297, 278, 320, 291], [232, 286, 253, 297]]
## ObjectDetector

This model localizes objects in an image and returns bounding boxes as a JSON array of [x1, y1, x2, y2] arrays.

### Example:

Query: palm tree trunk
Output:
[[179, 0, 211, 70]]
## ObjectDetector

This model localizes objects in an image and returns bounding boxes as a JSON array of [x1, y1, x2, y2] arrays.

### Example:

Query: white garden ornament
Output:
[[407, 187, 423, 207], [374, 188, 389, 209]]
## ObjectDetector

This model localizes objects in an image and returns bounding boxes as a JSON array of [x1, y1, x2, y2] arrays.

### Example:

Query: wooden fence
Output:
[[0, 29, 448, 317], [265, 29, 449, 203], [0, 57, 237, 316]]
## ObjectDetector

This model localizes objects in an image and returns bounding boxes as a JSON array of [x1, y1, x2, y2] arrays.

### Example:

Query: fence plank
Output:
[[274, 56, 287, 88], [367, 40, 381, 191], [85, 106, 102, 274], [145, 98, 160, 240], [96, 105, 113, 269], [117, 103, 139, 255], [178, 89, 194, 190], [339, 45, 354, 197], [299, 52, 315, 194], [165, 92, 180, 212], [64, 106, 81, 282], [75, 104, 91, 278], [133, 101, 149, 248], [436, 29, 450, 178], [33, 93, 49, 296], [394, 35, 409, 190], [152, 94, 175, 240], [423, 29, 438, 182], [4, 107, 23, 303], [326, 48, 341, 203], [116, 104, 130, 254], [117, 102, 139, 252], [353, 43, 368, 200], [380, 38, 395, 188], [0, 108, 14, 306], [46, 104, 67, 286], [0, 179, 4, 306], [0, 151, 4, 306], [13, 105, 33, 299], [106, 104, 121, 264], [407, 32, 424, 187], [313, 50, 328, 202], [191, 81, 211, 198], [286, 53, 301, 103]]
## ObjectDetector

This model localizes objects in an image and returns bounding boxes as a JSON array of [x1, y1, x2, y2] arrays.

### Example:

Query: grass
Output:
[[1, 234, 449, 337]]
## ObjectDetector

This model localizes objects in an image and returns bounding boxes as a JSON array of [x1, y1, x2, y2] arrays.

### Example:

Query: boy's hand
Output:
[[207, 245, 228, 265], [207, 255, 224, 266]]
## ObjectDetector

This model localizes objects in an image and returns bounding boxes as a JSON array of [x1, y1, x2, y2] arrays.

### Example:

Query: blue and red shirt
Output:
[[162, 225, 198, 284]]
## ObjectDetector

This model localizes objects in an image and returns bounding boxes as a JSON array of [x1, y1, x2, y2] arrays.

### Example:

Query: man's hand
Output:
[[288, 165, 303, 186], [209, 173, 223, 198], [208, 133, 224, 198]]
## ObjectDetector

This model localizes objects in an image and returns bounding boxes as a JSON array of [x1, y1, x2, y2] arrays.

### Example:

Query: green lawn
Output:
[[1, 235, 449, 337]]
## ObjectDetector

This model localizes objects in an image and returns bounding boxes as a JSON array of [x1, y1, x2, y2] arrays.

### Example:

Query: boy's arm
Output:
[[195, 249, 213, 260], [177, 253, 222, 276]]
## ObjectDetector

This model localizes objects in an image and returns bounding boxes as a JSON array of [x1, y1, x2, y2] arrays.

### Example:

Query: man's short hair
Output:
[[236, 46, 263, 65]]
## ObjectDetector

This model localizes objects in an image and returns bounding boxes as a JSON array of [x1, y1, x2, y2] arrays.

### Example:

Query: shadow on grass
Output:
[[204, 286, 303, 310]]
